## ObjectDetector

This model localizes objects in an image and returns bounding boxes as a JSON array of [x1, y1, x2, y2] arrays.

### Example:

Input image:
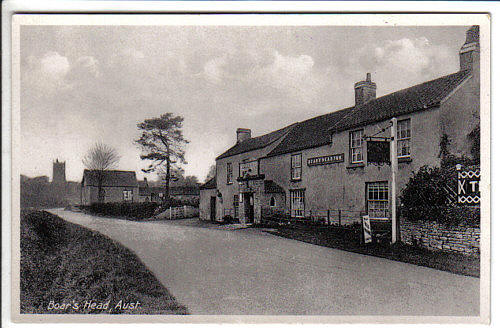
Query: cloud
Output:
[[40, 51, 70, 77]]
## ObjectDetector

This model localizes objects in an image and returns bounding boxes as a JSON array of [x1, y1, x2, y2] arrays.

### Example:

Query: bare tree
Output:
[[135, 113, 189, 205], [82, 142, 120, 203]]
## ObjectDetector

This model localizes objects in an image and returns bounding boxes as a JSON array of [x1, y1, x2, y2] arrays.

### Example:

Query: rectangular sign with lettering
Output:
[[457, 167, 480, 205], [307, 154, 344, 166]]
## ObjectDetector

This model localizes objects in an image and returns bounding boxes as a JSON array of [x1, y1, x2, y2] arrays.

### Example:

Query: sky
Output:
[[20, 24, 469, 182]]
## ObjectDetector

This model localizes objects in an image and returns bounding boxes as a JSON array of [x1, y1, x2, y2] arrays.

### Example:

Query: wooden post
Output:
[[338, 209, 341, 226], [327, 209, 330, 225], [184, 205, 187, 217], [169, 207, 172, 220], [390, 117, 399, 243]]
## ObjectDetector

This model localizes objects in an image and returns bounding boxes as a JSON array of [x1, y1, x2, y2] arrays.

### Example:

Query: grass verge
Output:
[[265, 225, 479, 277], [20, 210, 188, 314]]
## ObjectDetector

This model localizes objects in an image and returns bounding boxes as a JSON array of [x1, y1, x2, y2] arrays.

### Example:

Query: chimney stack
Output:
[[354, 73, 377, 106], [236, 128, 251, 143], [459, 25, 480, 72]]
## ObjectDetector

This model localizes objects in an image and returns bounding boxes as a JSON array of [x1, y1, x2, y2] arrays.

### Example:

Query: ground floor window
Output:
[[233, 194, 239, 218], [123, 190, 133, 201], [290, 189, 305, 218], [366, 181, 389, 218]]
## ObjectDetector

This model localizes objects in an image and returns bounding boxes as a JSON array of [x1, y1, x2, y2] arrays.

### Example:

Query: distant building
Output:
[[199, 177, 217, 221], [80, 170, 139, 205], [137, 177, 200, 204], [52, 159, 66, 184]]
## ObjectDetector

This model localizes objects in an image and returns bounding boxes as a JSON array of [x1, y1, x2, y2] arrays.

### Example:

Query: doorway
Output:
[[210, 196, 216, 221], [243, 193, 254, 223]]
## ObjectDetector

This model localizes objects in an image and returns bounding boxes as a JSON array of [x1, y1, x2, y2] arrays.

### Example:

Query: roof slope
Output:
[[200, 177, 216, 190], [266, 107, 352, 157], [216, 124, 295, 160], [329, 70, 471, 133], [83, 170, 138, 187]]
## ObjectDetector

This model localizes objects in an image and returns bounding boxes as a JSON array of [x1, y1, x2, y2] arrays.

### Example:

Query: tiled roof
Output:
[[264, 180, 285, 194], [82, 170, 138, 187], [216, 124, 295, 160], [200, 177, 216, 190], [329, 70, 471, 133], [266, 107, 352, 157]]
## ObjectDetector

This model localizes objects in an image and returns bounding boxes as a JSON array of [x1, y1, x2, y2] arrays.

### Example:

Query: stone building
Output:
[[80, 170, 139, 205], [201, 26, 480, 225]]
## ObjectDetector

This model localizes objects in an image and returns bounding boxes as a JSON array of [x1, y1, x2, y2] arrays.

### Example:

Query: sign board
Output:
[[362, 215, 372, 243], [367, 140, 390, 164], [239, 160, 258, 178], [307, 154, 344, 166], [457, 167, 480, 205]]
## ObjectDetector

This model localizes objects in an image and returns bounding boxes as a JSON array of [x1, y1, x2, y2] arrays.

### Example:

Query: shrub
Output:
[[400, 165, 480, 227], [80, 202, 160, 220]]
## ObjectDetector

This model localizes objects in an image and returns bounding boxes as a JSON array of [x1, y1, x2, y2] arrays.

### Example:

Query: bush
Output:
[[400, 165, 480, 227], [80, 202, 160, 220]]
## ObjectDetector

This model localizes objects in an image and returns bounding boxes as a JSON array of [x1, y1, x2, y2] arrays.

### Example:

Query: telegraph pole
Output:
[[390, 117, 399, 244]]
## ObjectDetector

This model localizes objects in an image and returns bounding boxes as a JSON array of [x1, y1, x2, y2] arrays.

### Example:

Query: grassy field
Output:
[[266, 225, 479, 277], [20, 210, 188, 314]]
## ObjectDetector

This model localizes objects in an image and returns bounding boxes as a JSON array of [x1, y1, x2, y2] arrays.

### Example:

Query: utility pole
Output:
[[390, 117, 399, 244]]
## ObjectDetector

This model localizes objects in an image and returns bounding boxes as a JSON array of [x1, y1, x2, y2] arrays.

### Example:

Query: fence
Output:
[[262, 207, 366, 227], [156, 205, 199, 220]]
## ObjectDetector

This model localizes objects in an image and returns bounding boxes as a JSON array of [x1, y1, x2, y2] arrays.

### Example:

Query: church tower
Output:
[[52, 159, 66, 184]]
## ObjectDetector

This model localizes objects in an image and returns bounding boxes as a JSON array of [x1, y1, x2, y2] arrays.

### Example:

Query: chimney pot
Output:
[[459, 25, 480, 71]]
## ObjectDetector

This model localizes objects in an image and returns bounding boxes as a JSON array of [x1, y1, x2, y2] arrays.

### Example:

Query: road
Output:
[[49, 209, 479, 316]]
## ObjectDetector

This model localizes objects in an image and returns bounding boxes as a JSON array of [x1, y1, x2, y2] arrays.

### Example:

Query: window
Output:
[[366, 182, 389, 219], [291, 154, 302, 180], [397, 119, 411, 157], [226, 163, 233, 184], [270, 196, 276, 207], [350, 129, 364, 163], [123, 190, 133, 201], [233, 195, 239, 219], [290, 189, 305, 218]]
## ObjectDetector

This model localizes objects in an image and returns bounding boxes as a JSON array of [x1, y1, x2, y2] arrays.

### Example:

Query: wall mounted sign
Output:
[[307, 154, 344, 166], [239, 160, 259, 178], [367, 140, 390, 164], [457, 165, 480, 205]]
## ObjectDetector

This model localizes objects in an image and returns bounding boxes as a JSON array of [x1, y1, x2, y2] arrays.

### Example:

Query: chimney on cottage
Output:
[[236, 128, 251, 143], [354, 73, 377, 106], [459, 25, 480, 72]]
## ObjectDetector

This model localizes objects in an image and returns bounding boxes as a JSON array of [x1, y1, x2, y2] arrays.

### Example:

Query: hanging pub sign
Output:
[[457, 165, 480, 205], [367, 140, 390, 164], [307, 153, 344, 166]]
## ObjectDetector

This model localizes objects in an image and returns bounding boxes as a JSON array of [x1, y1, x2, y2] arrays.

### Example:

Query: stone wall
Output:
[[400, 218, 480, 257]]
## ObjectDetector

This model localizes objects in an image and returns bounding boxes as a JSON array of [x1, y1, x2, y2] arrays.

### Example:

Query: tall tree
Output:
[[135, 113, 189, 205], [82, 142, 120, 203], [205, 164, 216, 183]]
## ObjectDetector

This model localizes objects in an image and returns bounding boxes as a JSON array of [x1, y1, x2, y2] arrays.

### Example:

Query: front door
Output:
[[243, 193, 254, 223], [210, 196, 216, 221]]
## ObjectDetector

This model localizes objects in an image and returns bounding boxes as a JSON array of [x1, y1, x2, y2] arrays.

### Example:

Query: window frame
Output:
[[366, 181, 389, 219], [290, 153, 302, 181], [226, 162, 233, 184], [397, 119, 411, 158], [290, 189, 305, 218], [350, 129, 364, 164], [123, 189, 133, 201]]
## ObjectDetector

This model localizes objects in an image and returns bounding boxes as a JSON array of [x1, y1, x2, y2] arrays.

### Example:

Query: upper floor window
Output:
[[397, 119, 411, 158], [226, 162, 233, 184], [350, 129, 364, 163], [291, 154, 302, 180]]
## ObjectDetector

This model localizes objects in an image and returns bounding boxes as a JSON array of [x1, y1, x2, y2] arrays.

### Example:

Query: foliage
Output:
[[204, 165, 216, 183], [80, 202, 160, 220], [468, 124, 480, 164], [82, 142, 120, 203], [20, 210, 188, 314], [136, 113, 189, 205], [399, 165, 480, 227]]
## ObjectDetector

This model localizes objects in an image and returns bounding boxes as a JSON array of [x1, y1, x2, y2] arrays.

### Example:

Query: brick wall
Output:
[[400, 218, 480, 257]]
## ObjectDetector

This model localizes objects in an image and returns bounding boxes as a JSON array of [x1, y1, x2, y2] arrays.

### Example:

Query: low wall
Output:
[[400, 218, 480, 257]]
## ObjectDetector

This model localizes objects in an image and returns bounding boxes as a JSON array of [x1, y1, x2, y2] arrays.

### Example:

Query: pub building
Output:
[[199, 26, 480, 225]]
